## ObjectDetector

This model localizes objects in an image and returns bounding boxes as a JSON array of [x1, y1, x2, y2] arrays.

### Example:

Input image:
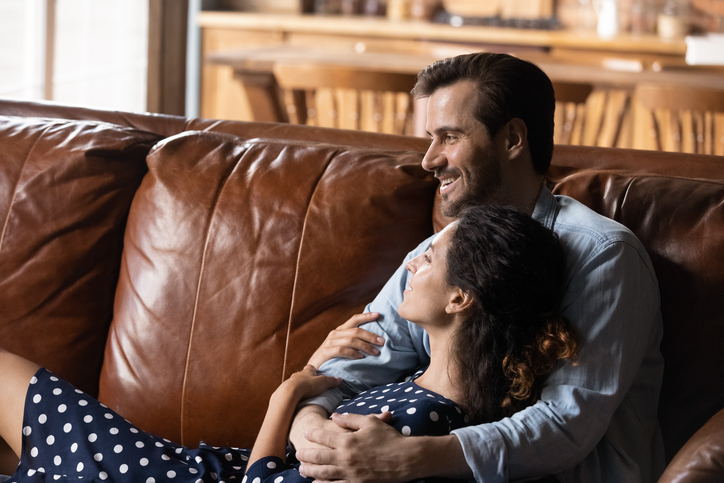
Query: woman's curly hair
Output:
[[446, 205, 578, 424]]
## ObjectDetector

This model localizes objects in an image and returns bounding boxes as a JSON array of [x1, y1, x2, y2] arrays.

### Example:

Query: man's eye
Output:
[[445, 135, 457, 143], [424, 254, 431, 262]]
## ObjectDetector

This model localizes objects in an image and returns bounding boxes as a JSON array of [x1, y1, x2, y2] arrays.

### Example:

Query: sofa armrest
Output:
[[659, 408, 724, 482]]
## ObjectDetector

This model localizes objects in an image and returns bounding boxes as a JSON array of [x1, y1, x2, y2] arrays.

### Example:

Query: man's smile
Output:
[[437, 171, 461, 196]]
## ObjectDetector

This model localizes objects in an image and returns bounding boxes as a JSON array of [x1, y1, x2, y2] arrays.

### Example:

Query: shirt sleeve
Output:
[[300, 237, 434, 413], [451, 237, 663, 482]]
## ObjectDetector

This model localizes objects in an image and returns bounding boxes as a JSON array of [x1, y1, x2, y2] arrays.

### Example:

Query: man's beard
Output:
[[439, 151, 502, 218]]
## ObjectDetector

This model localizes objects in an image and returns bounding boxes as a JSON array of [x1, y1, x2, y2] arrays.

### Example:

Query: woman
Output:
[[0, 205, 576, 483]]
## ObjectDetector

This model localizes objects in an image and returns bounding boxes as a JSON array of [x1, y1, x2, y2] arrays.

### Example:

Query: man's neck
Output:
[[497, 175, 544, 216]]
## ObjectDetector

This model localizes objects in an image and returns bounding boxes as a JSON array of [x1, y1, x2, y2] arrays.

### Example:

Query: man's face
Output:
[[421, 80, 503, 217]]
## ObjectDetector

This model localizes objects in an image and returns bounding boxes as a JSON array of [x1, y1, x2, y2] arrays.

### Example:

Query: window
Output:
[[0, 0, 148, 112]]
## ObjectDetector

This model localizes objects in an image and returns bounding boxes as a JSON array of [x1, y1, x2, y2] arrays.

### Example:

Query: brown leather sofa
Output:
[[1, 99, 722, 482]]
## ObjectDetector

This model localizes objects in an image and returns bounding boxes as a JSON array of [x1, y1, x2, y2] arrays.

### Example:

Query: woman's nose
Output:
[[406, 255, 421, 274]]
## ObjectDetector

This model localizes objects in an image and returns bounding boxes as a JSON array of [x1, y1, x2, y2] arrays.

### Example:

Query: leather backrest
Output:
[[0, 98, 431, 153], [0, 115, 160, 396], [547, 167, 724, 460], [98, 131, 437, 448]]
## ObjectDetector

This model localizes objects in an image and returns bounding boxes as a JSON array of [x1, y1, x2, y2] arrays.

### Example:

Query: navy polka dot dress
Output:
[[11, 368, 467, 483], [11, 368, 251, 482], [243, 368, 469, 483]]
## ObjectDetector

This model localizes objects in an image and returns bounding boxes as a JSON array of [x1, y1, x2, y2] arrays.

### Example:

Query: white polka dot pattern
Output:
[[12, 368, 252, 482], [14, 368, 465, 483], [243, 368, 467, 483]]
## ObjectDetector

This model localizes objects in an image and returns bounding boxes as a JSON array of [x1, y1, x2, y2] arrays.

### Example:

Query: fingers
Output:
[[374, 411, 393, 423], [308, 312, 385, 367], [337, 312, 380, 329], [302, 427, 346, 452], [330, 412, 384, 432], [326, 329, 383, 356], [298, 461, 345, 482]]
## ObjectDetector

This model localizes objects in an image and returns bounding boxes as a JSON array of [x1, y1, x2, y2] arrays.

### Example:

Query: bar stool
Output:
[[552, 81, 593, 146], [272, 62, 418, 136], [634, 83, 724, 155]]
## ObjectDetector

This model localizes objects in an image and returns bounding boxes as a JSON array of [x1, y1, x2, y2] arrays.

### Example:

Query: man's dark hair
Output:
[[446, 205, 577, 424], [412, 52, 555, 174]]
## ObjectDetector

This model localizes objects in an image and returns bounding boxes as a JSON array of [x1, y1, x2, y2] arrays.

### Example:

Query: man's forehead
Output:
[[427, 82, 482, 129]]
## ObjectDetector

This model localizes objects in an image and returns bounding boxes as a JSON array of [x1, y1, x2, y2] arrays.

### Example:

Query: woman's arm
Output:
[[247, 365, 341, 470]]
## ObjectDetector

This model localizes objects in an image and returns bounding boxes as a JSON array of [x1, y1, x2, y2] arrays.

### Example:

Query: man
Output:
[[291, 52, 665, 482]]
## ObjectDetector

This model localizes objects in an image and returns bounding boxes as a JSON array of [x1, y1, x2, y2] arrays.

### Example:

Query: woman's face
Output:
[[398, 222, 459, 328]]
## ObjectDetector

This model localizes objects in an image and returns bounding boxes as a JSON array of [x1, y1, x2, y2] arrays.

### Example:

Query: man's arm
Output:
[[450, 238, 663, 482], [297, 237, 663, 482]]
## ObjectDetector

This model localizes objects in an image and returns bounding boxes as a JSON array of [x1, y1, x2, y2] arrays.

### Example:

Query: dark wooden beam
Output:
[[147, 0, 188, 115]]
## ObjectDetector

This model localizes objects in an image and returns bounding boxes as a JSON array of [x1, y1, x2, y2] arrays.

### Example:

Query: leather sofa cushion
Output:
[[660, 407, 724, 482], [99, 131, 437, 448], [0, 115, 160, 396], [549, 168, 724, 460]]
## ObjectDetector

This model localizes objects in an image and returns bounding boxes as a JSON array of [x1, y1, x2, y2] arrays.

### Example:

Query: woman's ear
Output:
[[446, 288, 473, 314]]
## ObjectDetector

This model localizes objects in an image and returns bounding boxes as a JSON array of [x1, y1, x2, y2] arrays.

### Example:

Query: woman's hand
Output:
[[251, 365, 342, 469], [278, 364, 343, 402], [307, 312, 385, 368]]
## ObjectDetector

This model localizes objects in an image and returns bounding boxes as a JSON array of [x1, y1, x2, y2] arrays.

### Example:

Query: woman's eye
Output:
[[424, 254, 431, 263]]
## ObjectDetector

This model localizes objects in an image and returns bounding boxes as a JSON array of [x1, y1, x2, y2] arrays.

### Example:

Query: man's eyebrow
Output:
[[428, 125, 464, 136]]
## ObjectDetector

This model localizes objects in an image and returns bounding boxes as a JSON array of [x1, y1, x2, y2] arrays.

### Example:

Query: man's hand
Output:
[[296, 412, 411, 483], [307, 312, 384, 369], [295, 412, 472, 483], [289, 405, 352, 452]]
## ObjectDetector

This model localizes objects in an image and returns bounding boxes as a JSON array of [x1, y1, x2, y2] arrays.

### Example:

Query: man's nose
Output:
[[421, 141, 444, 173]]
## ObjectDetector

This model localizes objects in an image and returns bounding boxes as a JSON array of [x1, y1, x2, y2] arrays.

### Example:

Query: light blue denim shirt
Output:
[[308, 186, 665, 482]]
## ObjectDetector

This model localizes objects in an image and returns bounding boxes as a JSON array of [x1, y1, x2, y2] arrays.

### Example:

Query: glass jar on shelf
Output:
[[657, 0, 689, 39], [363, 0, 387, 16], [315, 0, 342, 14], [630, 0, 657, 36], [577, 0, 598, 32]]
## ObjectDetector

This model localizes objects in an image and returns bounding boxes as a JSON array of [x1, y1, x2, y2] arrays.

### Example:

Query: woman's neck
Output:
[[414, 329, 463, 405]]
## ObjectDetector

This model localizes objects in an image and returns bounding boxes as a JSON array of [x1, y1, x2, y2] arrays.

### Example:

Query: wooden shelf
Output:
[[198, 11, 687, 56]]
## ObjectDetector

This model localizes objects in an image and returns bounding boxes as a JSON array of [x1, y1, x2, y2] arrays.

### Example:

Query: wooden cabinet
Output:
[[198, 12, 724, 153]]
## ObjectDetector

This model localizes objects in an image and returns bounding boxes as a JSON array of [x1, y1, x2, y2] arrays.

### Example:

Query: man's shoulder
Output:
[[551, 194, 650, 268], [553, 194, 639, 246]]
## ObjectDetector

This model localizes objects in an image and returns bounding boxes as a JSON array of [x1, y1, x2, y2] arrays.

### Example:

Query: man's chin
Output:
[[440, 198, 464, 218]]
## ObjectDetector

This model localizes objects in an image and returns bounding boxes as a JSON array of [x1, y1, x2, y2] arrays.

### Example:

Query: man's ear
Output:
[[445, 288, 474, 314], [501, 117, 527, 160]]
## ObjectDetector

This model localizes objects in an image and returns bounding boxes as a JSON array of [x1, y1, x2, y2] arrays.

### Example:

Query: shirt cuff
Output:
[[297, 386, 345, 415], [451, 424, 508, 483]]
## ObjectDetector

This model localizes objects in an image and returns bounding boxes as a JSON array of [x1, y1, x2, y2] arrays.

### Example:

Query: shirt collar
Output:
[[531, 184, 559, 230]]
